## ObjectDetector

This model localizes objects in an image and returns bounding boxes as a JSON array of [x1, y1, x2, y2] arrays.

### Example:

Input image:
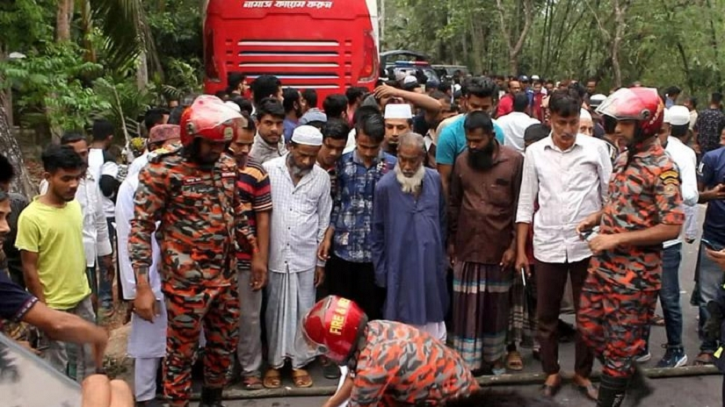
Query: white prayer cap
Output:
[[403, 75, 418, 85], [531, 75, 540, 81], [385, 103, 413, 120], [589, 94, 607, 108], [225, 101, 241, 113], [291, 125, 323, 146], [665, 105, 690, 126], [580, 108, 592, 121]]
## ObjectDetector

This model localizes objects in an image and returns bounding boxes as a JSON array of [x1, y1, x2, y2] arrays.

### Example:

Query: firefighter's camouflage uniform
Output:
[[578, 141, 684, 378], [129, 144, 254, 406]]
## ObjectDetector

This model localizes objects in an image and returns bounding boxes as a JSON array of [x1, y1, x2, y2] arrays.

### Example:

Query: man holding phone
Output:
[[694, 137, 725, 366]]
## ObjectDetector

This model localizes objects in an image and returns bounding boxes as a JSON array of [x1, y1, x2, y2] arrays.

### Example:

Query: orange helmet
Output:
[[596, 87, 664, 138], [296, 296, 368, 365], [179, 95, 247, 148]]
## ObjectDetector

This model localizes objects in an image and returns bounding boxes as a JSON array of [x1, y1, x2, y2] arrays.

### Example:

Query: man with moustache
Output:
[[263, 125, 332, 389], [318, 119, 350, 198], [250, 98, 287, 164], [448, 111, 524, 375], [382, 104, 414, 157], [129, 96, 256, 407], [515, 89, 611, 399], [371, 132, 449, 342]]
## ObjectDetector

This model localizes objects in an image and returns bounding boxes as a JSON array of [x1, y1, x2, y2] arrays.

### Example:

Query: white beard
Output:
[[394, 163, 425, 195]]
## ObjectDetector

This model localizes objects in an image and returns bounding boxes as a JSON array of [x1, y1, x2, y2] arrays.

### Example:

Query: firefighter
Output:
[[576, 87, 684, 407], [129, 95, 256, 407], [297, 295, 479, 407]]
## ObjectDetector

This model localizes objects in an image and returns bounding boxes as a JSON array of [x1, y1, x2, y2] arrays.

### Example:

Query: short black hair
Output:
[[227, 72, 247, 93], [306, 120, 326, 131], [602, 114, 618, 134], [438, 81, 451, 93], [145, 108, 170, 133], [240, 111, 257, 132], [215, 90, 228, 100], [230, 96, 254, 116], [41, 144, 85, 173], [549, 88, 582, 117], [463, 77, 497, 101], [323, 118, 350, 141], [513, 92, 529, 112], [301, 89, 318, 108], [443, 390, 561, 407], [430, 90, 447, 100], [464, 110, 494, 134], [524, 123, 550, 143], [60, 131, 86, 145], [567, 81, 587, 99], [256, 97, 285, 121], [688, 97, 698, 109], [586, 77, 598, 84], [323, 94, 348, 119], [91, 119, 114, 142], [667, 86, 681, 96], [671, 123, 689, 138], [712, 92, 723, 104], [355, 113, 385, 143], [0, 154, 14, 185], [282, 88, 300, 114], [352, 104, 381, 125], [251, 75, 282, 106], [168, 106, 185, 125], [346, 87, 366, 106]]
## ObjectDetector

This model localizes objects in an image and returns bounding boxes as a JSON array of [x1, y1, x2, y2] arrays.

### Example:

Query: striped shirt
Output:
[[236, 158, 273, 261], [264, 155, 332, 273]]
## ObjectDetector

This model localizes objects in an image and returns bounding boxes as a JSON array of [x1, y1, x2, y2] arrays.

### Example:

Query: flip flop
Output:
[[292, 368, 313, 388], [263, 368, 282, 389], [242, 375, 263, 391]]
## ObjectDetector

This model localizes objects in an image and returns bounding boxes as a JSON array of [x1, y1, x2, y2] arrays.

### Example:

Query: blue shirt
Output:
[[0, 270, 37, 323], [331, 149, 397, 263], [283, 118, 298, 144], [435, 114, 505, 166], [698, 146, 725, 243]]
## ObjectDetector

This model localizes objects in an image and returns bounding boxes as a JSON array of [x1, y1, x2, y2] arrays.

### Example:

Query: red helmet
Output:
[[297, 296, 368, 365], [595, 87, 664, 138], [179, 95, 247, 147]]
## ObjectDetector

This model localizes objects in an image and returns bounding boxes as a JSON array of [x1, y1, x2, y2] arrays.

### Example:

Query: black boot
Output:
[[627, 364, 654, 406], [199, 387, 224, 407], [597, 374, 628, 407]]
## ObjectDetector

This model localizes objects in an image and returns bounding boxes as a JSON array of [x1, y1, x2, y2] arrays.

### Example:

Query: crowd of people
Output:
[[1, 69, 725, 407]]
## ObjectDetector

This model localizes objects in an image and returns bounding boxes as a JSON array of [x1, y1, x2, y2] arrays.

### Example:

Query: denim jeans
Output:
[[697, 239, 725, 353], [97, 217, 115, 308], [643, 244, 683, 351]]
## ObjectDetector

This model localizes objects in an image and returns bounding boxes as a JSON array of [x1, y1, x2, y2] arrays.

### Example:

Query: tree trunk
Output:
[[495, 0, 533, 76], [0, 93, 35, 199], [56, 0, 72, 42], [137, 52, 149, 90], [611, 0, 629, 88]]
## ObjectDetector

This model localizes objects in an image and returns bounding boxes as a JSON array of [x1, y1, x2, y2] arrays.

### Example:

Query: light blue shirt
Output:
[[435, 115, 505, 166]]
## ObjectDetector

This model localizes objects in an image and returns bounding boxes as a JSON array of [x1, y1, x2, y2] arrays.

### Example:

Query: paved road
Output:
[[184, 205, 720, 406]]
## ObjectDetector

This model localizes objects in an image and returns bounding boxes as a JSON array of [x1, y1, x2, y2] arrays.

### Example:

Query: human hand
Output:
[[251, 257, 268, 291], [314, 266, 325, 288], [500, 248, 516, 269], [515, 252, 531, 279], [317, 239, 331, 262], [576, 213, 600, 237], [588, 234, 621, 255], [132, 287, 157, 323]]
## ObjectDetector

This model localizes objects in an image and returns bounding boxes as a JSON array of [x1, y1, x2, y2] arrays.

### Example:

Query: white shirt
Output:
[[264, 155, 332, 273], [516, 134, 613, 263], [664, 137, 699, 247], [40, 173, 112, 267], [88, 148, 104, 187], [496, 111, 540, 152], [89, 148, 118, 218], [115, 153, 163, 299]]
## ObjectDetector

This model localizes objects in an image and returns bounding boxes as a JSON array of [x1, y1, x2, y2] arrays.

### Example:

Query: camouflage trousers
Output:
[[577, 272, 658, 378], [163, 283, 240, 406]]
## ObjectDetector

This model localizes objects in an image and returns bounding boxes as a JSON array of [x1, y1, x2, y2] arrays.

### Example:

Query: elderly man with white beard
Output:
[[371, 132, 449, 341]]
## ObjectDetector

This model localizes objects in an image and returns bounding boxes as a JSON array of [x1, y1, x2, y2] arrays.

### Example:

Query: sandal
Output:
[[292, 368, 314, 388], [263, 368, 282, 389], [242, 375, 263, 391], [651, 314, 665, 326], [694, 352, 714, 366], [505, 350, 524, 371]]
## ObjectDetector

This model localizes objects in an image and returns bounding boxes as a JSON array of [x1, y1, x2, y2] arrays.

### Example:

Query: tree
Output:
[[495, 0, 534, 75], [0, 92, 35, 198]]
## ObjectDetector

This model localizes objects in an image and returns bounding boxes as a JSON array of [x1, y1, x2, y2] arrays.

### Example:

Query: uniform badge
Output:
[[221, 172, 236, 178], [659, 169, 679, 185], [224, 127, 234, 141], [183, 177, 203, 185]]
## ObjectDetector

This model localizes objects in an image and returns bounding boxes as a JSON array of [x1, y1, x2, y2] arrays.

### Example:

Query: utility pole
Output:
[[379, 0, 385, 46]]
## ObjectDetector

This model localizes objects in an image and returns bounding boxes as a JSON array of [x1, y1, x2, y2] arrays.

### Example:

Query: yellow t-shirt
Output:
[[15, 198, 90, 310]]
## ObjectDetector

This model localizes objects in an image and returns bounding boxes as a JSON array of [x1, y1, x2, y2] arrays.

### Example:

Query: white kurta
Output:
[[115, 153, 167, 359]]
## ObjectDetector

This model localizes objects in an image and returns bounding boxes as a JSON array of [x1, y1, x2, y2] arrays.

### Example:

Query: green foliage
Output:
[[0, 42, 111, 132]]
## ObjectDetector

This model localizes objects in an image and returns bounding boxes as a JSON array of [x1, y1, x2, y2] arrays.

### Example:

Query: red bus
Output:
[[203, 0, 380, 102]]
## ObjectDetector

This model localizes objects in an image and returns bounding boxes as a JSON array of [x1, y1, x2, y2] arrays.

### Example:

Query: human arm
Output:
[[317, 174, 333, 268], [15, 213, 45, 303], [596, 142, 614, 204], [93, 183, 113, 259], [319, 161, 343, 261], [371, 183, 387, 288], [447, 160, 463, 263], [697, 154, 725, 202], [514, 149, 538, 274], [129, 164, 168, 322], [588, 166, 684, 254], [22, 300, 108, 369], [374, 84, 442, 122], [323, 376, 354, 407], [684, 204, 699, 243], [501, 155, 525, 269], [250, 169, 273, 290]]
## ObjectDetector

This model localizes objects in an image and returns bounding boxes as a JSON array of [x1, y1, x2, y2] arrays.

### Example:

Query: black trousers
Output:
[[326, 254, 385, 321]]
